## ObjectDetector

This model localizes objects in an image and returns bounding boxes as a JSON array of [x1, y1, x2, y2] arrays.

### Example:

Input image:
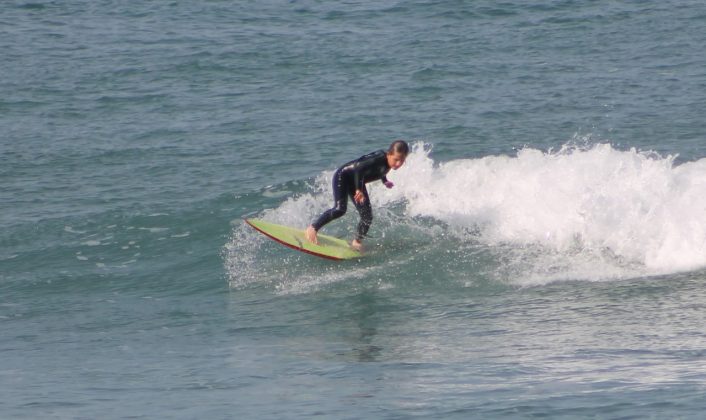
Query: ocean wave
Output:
[[226, 141, 706, 290]]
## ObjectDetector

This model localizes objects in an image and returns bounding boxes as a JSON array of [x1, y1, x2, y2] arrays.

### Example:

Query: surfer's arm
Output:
[[352, 151, 387, 189], [348, 163, 366, 203], [352, 169, 364, 192]]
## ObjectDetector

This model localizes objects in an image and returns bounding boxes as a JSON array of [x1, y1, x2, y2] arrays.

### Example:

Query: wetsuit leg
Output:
[[311, 170, 348, 231], [352, 187, 373, 241]]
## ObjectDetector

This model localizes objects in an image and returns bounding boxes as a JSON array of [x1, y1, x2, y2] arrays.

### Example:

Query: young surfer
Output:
[[305, 140, 409, 252]]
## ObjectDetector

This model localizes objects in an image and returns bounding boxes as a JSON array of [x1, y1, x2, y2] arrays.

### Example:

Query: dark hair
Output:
[[388, 139, 409, 155]]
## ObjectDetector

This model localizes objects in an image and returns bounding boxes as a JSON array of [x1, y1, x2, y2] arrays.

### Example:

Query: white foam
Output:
[[138, 227, 169, 233], [64, 226, 86, 234], [379, 142, 706, 277]]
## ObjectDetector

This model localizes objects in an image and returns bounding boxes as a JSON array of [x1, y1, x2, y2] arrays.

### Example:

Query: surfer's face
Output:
[[387, 152, 406, 170]]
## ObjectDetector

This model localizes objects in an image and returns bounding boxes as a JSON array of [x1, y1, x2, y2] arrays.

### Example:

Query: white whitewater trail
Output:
[[378, 142, 706, 277]]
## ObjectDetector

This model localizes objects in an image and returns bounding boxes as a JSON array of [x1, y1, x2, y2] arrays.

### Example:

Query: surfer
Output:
[[305, 140, 409, 252]]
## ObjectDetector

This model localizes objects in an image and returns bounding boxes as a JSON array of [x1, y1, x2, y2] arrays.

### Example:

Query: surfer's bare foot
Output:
[[305, 225, 318, 244], [351, 239, 363, 252]]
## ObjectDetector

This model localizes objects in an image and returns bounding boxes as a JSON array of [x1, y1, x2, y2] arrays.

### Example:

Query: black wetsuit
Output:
[[311, 150, 391, 241]]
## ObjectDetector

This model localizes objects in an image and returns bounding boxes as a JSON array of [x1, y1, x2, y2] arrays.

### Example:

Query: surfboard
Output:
[[245, 218, 362, 261]]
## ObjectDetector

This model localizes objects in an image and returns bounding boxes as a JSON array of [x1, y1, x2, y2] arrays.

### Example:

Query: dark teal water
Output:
[[3, 1, 706, 418]]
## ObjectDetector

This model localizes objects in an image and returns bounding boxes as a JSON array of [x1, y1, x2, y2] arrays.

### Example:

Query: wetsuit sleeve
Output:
[[352, 154, 377, 190], [348, 150, 389, 191], [353, 170, 364, 192]]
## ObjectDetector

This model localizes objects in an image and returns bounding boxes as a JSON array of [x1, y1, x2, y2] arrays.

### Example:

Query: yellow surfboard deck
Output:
[[245, 219, 362, 261]]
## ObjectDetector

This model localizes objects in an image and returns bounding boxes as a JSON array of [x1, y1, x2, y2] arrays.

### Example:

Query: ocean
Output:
[[3, 1, 706, 418]]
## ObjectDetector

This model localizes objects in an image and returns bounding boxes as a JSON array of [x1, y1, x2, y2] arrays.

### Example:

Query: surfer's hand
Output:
[[354, 190, 366, 204], [384, 181, 394, 189]]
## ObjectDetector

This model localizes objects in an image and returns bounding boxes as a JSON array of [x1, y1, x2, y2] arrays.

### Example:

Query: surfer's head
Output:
[[387, 140, 408, 170]]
